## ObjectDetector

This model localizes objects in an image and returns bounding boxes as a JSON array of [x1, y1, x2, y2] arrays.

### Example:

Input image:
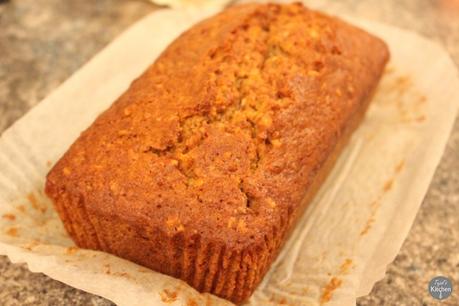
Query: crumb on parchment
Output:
[[160, 288, 178, 303]]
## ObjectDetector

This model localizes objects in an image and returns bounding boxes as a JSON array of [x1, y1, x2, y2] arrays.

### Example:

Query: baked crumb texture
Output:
[[45, 3, 389, 304]]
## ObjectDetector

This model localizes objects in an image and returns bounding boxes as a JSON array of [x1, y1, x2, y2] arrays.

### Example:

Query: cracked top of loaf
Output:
[[46, 3, 389, 248]]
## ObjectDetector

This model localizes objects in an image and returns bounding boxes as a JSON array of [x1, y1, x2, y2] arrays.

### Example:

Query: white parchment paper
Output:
[[150, 0, 233, 9], [0, 3, 458, 306]]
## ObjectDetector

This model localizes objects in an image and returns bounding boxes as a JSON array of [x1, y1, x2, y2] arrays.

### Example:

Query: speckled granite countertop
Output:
[[0, 0, 458, 305]]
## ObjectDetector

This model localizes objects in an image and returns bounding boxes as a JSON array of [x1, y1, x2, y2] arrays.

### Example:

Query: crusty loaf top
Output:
[[46, 3, 389, 248]]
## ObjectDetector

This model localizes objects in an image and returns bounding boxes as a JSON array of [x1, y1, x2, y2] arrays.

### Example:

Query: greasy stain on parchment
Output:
[[374, 67, 427, 124], [320, 258, 353, 305], [359, 159, 405, 236]]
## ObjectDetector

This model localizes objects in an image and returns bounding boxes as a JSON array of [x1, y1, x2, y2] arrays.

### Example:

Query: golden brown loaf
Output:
[[45, 3, 389, 304]]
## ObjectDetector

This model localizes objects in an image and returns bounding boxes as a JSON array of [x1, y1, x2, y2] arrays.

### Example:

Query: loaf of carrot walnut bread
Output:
[[45, 2, 389, 304]]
